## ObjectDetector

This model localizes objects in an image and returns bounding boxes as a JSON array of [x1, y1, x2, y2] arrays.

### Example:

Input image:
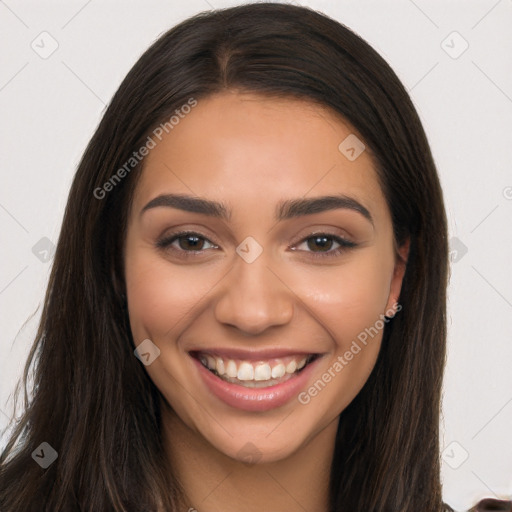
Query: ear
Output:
[[385, 237, 410, 314]]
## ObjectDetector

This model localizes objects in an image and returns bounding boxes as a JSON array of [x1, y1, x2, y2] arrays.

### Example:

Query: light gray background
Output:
[[1, 1, 511, 510]]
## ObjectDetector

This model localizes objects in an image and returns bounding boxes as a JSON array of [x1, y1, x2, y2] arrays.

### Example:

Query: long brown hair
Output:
[[0, 3, 449, 511]]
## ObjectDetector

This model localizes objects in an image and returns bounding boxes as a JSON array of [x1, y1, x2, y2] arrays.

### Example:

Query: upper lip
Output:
[[189, 347, 319, 361]]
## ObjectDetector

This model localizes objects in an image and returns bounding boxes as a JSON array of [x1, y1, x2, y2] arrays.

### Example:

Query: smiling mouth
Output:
[[190, 351, 320, 388]]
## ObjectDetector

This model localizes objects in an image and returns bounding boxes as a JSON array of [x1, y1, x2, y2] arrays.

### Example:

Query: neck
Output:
[[161, 402, 338, 512]]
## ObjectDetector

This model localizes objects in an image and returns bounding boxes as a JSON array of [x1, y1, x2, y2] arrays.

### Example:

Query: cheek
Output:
[[124, 247, 218, 342], [292, 254, 394, 420], [291, 252, 393, 346]]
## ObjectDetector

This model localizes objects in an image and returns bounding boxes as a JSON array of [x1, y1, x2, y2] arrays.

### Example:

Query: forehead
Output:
[[132, 91, 388, 223]]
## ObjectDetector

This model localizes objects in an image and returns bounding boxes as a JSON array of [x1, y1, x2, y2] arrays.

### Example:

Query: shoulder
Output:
[[444, 498, 512, 511], [469, 498, 512, 511]]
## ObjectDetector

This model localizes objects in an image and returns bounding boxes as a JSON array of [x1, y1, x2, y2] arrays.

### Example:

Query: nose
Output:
[[214, 253, 294, 335]]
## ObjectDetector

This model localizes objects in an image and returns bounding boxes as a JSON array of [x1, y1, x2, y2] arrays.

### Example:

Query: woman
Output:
[[0, 3, 510, 511]]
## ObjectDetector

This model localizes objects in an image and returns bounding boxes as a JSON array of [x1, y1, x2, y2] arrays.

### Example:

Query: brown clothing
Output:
[[444, 498, 512, 511], [471, 499, 512, 511]]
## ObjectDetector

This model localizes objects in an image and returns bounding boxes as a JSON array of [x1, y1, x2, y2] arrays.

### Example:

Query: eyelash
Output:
[[155, 230, 357, 260]]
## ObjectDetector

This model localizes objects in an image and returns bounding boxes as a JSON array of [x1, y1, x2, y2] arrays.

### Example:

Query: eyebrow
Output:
[[140, 193, 374, 226]]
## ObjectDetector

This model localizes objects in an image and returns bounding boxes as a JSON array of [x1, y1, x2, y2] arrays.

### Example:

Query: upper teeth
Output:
[[198, 353, 309, 381]]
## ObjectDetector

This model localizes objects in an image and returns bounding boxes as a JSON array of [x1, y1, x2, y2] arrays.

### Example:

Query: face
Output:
[[124, 91, 408, 464]]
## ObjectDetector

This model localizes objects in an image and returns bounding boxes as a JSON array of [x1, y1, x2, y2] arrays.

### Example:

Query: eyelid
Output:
[[156, 230, 219, 252], [288, 227, 355, 247]]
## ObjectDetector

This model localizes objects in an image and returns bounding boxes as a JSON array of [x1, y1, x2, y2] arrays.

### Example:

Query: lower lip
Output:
[[191, 355, 321, 412]]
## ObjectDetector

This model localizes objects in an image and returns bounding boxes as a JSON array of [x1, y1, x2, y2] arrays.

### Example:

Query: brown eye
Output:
[[156, 231, 218, 255], [176, 234, 206, 251], [307, 235, 334, 252], [293, 233, 357, 258]]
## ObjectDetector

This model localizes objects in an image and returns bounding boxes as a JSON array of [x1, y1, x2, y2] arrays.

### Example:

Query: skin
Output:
[[124, 91, 409, 512]]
